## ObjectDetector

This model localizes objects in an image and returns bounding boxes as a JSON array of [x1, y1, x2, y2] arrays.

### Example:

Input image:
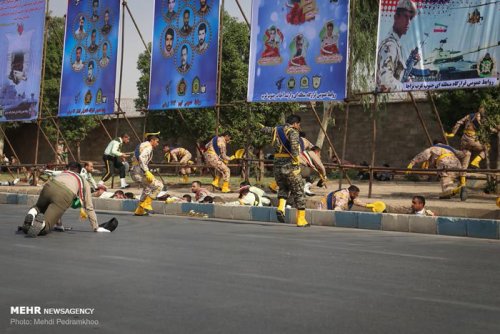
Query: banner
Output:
[[0, 0, 46, 122], [376, 0, 499, 92], [58, 0, 120, 117], [247, 0, 349, 102], [148, 0, 222, 110]]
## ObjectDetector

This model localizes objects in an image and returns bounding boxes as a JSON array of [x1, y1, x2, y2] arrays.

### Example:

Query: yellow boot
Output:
[[276, 198, 286, 223], [296, 209, 310, 227], [141, 196, 154, 212], [470, 156, 482, 168], [182, 175, 189, 183], [211, 176, 220, 188], [459, 176, 466, 187], [268, 181, 278, 193], [134, 205, 147, 216], [221, 181, 231, 193]]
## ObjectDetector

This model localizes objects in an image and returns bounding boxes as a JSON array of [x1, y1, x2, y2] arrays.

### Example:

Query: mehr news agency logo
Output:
[[10, 306, 99, 326]]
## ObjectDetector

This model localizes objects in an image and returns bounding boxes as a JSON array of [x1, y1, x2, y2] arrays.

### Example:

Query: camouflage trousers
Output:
[[178, 154, 192, 175], [438, 160, 462, 193], [205, 153, 230, 181], [274, 158, 305, 210], [460, 134, 487, 168], [130, 166, 163, 202]]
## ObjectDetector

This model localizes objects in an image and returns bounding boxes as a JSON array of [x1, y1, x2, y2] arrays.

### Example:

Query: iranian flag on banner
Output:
[[433, 23, 447, 32]]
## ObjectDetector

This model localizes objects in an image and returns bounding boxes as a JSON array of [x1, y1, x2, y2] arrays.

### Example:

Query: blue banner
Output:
[[0, 0, 46, 122], [376, 0, 499, 92], [247, 0, 349, 102], [58, 0, 120, 117], [148, 0, 222, 110]]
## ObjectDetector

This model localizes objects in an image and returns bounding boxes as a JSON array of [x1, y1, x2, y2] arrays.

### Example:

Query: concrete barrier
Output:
[[1, 192, 498, 240]]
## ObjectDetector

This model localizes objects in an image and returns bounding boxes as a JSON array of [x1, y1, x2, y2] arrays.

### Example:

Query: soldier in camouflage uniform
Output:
[[261, 114, 309, 227], [407, 141, 466, 199], [163, 145, 194, 183], [376, 0, 419, 92], [204, 133, 233, 193], [446, 106, 489, 168], [131, 133, 163, 216], [321, 185, 367, 211]]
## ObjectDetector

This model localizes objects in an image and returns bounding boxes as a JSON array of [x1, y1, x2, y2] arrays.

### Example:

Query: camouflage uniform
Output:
[[262, 125, 305, 209], [131, 141, 163, 202], [377, 31, 405, 92], [450, 112, 487, 168], [204, 137, 231, 182], [166, 147, 192, 175], [410, 145, 465, 194], [321, 188, 366, 211]]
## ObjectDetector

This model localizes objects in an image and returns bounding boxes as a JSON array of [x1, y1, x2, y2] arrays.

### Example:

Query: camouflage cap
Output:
[[397, 0, 417, 16]]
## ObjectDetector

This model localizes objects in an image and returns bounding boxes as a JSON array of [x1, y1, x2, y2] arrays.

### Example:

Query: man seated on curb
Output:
[[19, 161, 111, 237], [321, 185, 384, 212], [191, 181, 213, 203], [410, 195, 435, 216]]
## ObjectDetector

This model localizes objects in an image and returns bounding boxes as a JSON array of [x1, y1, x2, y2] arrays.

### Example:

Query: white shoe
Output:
[[13, 178, 20, 185], [304, 182, 315, 196], [54, 225, 65, 232]]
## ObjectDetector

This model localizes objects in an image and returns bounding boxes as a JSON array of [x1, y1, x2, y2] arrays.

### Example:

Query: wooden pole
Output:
[[35, 0, 51, 165], [234, 0, 250, 28], [409, 92, 432, 146], [427, 91, 449, 145], [49, 115, 76, 161], [309, 102, 351, 185], [215, 0, 225, 135], [368, 94, 377, 198], [338, 102, 350, 190], [115, 0, 127, 138], [115, 99, 141, 142], [124, 2, 150, 56], [97, 117, 113, 141]]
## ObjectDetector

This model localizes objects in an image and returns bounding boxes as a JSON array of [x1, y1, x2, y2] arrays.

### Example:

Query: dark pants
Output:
[[34, 180, 74, 231], [102, 154, 125, 181]]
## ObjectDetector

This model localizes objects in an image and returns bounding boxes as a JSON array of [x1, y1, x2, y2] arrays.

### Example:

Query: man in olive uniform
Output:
[[21, 162, 110, 237], [407, 140, 466, 199], [446, 106, 489, 168], [376, 0, 419, 92], [131, 133, 163, 216], [261, 114, 309, 227], [204, 132, 233, 193]]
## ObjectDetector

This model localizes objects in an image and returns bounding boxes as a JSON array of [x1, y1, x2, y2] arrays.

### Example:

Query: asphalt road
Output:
[[2, 204, 500, 334]]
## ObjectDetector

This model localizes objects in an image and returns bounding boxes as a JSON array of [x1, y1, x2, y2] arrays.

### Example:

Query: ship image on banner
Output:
[[59, 0, 121, 117], [247, 0, 350, 102], [0, 0, 46, 122], [149, 0, 222, 110], [376, 0, 499, 92]]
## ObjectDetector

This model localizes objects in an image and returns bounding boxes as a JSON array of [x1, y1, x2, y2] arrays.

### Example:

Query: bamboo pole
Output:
[[368, 94, 377, 198], [215, 0, 225, 135], [234, 0, 250, 28], [427, 91, 449, 145], [409, 92, 432, 146], [338, 102, 350, 190]]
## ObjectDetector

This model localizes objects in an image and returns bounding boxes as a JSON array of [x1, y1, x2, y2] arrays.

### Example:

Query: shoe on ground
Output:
[[276, 210, 285, 223], [27, 214, 46, 238], [54, 225, 65, 232], [121, 184, 131, 189]]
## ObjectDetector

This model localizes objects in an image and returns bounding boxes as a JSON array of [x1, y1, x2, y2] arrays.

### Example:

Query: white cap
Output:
[[397, 0, 417, 16]]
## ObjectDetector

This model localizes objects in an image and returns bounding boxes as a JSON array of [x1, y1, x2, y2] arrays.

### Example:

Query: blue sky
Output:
[[50, 0, 251, 99]]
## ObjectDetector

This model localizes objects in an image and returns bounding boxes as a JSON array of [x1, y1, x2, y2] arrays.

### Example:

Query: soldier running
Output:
[[204, 132, 233, 193], [131, 133, 163, 216], [446, 106, 489, 168], [261, 114, 309, 227], [407, 140, 466, 199]]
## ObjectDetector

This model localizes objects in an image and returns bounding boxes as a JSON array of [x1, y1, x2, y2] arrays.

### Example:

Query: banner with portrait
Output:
[[58, 0, 120, 117], [247, 0, 349, 102], [376, 0, 499, 92], [148, 0, 222, 110], [0, 0, 46, 122]]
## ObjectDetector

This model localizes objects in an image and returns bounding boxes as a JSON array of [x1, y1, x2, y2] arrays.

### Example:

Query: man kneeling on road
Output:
[[20, 162, 112, 237]]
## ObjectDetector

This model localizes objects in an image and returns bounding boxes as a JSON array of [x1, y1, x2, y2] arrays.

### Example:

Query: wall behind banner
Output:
[[58, 0, 121, 117], [376, 0, 499, 93], [148, 0, 222, 110], [247, 0, 349, 102], [0, 0, 46, 122]]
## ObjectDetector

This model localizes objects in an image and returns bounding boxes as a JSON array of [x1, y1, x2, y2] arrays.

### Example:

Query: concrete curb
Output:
[[1, 192, 498, 240]]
